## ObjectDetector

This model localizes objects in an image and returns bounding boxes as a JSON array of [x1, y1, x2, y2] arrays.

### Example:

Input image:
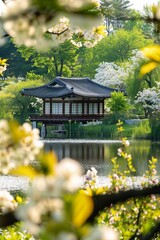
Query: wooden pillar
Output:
[[41, 124, 46, 139], [50, 98, 52, 115], [32, 121, 37, 129], [43, 99, 45, 115], [98, 99, 100, 115], [69, 101, 72, 115], [87, 99, 89, 114], [82, 99, 84, 115], [102, 99, 105, 114], [62, 98, 65, 115]]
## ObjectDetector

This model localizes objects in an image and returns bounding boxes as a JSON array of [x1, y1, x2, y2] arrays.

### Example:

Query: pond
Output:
[[2, 139, 160, 192], [44, 139, 160, 177]]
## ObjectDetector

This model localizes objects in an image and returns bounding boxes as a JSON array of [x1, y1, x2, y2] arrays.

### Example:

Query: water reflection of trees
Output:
[[104, 140, 160, 176]]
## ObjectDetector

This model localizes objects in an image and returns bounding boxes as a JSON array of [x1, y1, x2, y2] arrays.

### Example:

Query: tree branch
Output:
[[86, 184, 160, 222], [0, 211, 18, 227], [46, 28, 69, 36], [0, 184, 160, 237], [129, 203, 143, 240]]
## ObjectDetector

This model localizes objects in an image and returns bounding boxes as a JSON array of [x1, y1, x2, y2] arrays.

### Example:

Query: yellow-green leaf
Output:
[[9, 121, 26, 143], [0, 58, 8, 66], [38, 150, 57, 176], [10, 166, 38, 179], [142, 45, 160, 62], [16, 196, 23, 204], [81, 188, 94, 196], [140, 62, 159, 77], [94, 25, 106, 36], [72, 192, 93, 227]]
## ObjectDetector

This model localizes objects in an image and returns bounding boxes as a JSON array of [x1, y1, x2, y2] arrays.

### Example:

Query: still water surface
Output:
[[44, 139, 160, 176]]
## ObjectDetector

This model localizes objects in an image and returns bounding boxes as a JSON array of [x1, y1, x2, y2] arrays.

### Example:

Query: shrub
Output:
[[132, 119, 151, 139], [150, 117, 160, 140]]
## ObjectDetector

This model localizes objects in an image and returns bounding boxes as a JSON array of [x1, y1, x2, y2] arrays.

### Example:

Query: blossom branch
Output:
[[46, 28, 69, 36], [86, 184, 160, 222], [1, 184, 160, 229]]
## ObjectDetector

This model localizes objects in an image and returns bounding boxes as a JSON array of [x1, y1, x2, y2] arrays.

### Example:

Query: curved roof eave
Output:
[[73, 92, 110, 98]]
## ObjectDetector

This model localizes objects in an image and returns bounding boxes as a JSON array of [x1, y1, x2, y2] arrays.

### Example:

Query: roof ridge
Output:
[[57, 76, 90, 80]]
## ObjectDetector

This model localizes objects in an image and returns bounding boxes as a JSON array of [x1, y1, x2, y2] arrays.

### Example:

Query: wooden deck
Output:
[[30, 114, 105, 124]]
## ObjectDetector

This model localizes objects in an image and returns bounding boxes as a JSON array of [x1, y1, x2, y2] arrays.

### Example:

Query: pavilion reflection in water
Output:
[[45, 142, 105, 163]]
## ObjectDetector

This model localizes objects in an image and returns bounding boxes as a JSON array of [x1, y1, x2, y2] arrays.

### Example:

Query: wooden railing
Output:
[[29, 114, 105, 123]]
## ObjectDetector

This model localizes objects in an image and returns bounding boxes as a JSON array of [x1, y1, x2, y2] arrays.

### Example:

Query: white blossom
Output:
[[0, 120, 43, 174], [2, 0, 105, 50], [135, 88, 160, 111], [56, 232, 78, 240], [0, 190, 17, 213], [55, 158, 83, 192], [93, 62, 128, 88], [122, 138, 130, 147], [16, 158, 83, 236], [84, 167, 98, 188], [82, 226, 119, 240], [0, 65, 7, 75], [117, 148, 123, 156]]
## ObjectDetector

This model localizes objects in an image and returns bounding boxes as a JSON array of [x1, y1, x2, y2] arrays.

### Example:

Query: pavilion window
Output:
[[71, 103, 82, 114], [88, 103, 98, 114], [99, 103, 103, 114], [77, 103, 82, 114], [72, 103, 77, 114], [52, 102, 63, 114], [45, 102, 50, 114], [93, 103, 98, 114], [65, 102, 70, 114], [89, 103, 93, 114], [84, 103, 87, 114]]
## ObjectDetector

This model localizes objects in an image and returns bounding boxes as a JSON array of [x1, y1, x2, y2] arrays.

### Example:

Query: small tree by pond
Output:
[[105, 91, 131, 123]]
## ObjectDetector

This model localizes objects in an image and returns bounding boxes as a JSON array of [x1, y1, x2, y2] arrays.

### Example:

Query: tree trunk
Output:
[[59, 58, 64, 76], [53, 54, 59, 76]]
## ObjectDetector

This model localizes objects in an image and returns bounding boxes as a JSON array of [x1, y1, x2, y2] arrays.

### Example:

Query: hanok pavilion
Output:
[[21, 76, 120, 137]]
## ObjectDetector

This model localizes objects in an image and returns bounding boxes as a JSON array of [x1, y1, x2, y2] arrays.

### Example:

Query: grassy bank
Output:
[[79, 123, 139, 139], [45, 119, 152, 140], [78, 119, 151, 140]]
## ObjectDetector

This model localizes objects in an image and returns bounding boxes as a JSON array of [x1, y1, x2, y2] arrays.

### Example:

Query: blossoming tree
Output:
[[1, 0, 106, 50], [134, 87, 160, 118], [93, 62, 128, 88]]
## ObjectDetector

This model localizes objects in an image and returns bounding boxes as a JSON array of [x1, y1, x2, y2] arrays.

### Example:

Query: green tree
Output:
[[76, 46, 96, 78], [77, 28, 154, 78], [106, 91, 130, 122], [126, 60, 160, 101], [96, 28, 153, 63], [17, 40, 81, 79], [100, 0, 131, 34], [0, 38, 35, 78], [123, 9, 143, 31], [0, 78, 43, 123]]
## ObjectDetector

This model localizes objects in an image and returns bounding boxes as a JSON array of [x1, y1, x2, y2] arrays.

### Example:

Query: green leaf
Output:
[[72, 192, 93, 227]]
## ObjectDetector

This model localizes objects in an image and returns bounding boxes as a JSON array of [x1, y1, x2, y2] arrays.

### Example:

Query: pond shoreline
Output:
[[0, 175, 158, 192]]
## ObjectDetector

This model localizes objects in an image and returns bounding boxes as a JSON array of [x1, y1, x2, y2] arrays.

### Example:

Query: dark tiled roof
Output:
[[21, 77, 120, 98]]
